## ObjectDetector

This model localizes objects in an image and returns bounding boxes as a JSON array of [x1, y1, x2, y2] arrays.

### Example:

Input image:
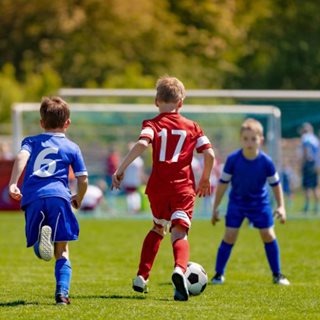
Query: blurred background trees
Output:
[[1, 0, 320, 125]]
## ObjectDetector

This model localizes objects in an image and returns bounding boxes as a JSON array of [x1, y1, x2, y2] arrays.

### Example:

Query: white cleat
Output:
[[273, 274, 290, 286], [38, 225, 54, 261], [210, 273, 225, 285], [132, 275, 149, 293], [172, 267, 189, 301]]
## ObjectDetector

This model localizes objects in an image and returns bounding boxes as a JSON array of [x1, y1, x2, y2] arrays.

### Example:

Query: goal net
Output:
[[12, 103, 281, 218]]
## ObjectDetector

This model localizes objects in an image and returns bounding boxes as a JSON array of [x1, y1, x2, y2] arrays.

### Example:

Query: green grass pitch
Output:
[[0, 213, 319, 319]]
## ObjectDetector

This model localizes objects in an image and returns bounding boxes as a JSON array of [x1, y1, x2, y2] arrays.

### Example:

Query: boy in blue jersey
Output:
[[210, 118, 290, 286], [9, 97, 88, 304]]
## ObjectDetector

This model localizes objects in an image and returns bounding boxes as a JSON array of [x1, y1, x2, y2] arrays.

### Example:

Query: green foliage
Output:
[[0, 64, 23, 125], [1, 0, 320, 123], [0, 214, 320, 319], [23, 64, 62, 100]]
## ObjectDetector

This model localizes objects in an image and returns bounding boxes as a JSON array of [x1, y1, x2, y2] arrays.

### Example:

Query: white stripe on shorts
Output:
[[171, 210, 191, 228]]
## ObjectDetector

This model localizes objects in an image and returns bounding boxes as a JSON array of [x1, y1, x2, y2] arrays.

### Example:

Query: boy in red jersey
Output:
[[112, 76, 215, 301]]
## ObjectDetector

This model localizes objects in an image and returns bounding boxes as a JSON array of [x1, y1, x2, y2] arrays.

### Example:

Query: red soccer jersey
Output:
[[139, 112, 212, 196]]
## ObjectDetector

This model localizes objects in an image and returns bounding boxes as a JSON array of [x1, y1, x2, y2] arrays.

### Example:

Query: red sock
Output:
[[173, 239, 189, 273], [138, 230, 163, 280]]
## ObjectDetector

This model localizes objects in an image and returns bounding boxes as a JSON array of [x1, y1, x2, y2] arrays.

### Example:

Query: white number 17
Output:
[[158, 129, 187, 162]]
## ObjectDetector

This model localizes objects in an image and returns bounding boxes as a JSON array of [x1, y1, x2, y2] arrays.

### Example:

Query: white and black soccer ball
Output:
[[185, 261, 208, 296]]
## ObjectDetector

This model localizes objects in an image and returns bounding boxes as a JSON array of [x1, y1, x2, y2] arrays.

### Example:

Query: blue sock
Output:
[[215, 241, 233, 275], [55, 258, 72, 297], [264, 240, 280, 276]]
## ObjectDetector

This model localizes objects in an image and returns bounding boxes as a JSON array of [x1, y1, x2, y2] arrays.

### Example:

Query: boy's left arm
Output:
[[197, 148, 215, 197], [272, 183, 286, 224], [72, 175, 88, 209]]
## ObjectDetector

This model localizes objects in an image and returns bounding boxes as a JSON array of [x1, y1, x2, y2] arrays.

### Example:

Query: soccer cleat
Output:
[[273, 273, 290, 286], [132, 275, 149, 293], [55, 294, 71, 305], [172, 267, 189, 301], [210, 273, 225, 285], [38, 225, 54, 261]]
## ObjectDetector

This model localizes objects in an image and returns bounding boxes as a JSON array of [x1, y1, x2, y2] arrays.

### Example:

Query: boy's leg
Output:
[[260, 228, 281, 275], [24, 200, 53, 260], [264, 239, 280, 275], [134, 226, 164, 292], [212, 227, 238, 284], [55, 242, 72, 304], [260, 228, 290, 285], [171, 224, 189, 301], [35, 225, 54, 261], [171, 225, 189, 272]]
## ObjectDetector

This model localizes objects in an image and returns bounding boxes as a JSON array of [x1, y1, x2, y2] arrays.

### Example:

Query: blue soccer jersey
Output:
[[20, 133, 87, 208], [220, 149, 280, 208]]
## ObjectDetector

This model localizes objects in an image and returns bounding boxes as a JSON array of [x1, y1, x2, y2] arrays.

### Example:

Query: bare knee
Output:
[[152, 225, 166, 237], [223, 227, 239, 244], [171, 224, 188, 244], [54, 242, 69, 260], [259, 227, 276, 243]]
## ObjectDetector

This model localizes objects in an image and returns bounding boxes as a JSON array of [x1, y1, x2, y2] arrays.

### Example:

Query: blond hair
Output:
[[156, 76, 186, 103], [240, 118, 264, 137]]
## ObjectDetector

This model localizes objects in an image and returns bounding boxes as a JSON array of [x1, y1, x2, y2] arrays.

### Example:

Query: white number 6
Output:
[[33, 147, 59, 177]]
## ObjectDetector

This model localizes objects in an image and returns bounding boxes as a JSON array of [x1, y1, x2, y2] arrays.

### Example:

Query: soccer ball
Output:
[[185, 261, 208, 296]]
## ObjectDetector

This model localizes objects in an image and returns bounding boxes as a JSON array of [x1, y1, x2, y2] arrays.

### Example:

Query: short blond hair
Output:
[[240, 118, 264, 137], [156, 76, 186, 103]]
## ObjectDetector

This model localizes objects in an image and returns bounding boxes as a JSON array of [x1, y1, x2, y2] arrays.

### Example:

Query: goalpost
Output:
[[11, 102, 281, 217]]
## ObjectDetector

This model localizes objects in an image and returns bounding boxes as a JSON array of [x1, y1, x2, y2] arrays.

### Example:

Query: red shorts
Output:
[[147, 193, 196, 230]]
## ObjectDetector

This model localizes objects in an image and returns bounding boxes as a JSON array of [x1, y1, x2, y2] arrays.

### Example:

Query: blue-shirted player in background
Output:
[[299, 122, 319, 214], [210, 118, 290, 286], [9, 97, 88, 305]]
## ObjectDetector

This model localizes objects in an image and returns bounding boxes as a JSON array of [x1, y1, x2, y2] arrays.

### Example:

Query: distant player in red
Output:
[[112, 76, 215, 301]]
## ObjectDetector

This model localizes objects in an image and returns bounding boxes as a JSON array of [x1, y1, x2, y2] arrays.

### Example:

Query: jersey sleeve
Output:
[[219, 156, 233, 184], [71, 145, 88, 177], [194, 122, 212, 153], [266, 157, 280, 186], [139, 120, 154, 142], [21, 137, 32, 154]]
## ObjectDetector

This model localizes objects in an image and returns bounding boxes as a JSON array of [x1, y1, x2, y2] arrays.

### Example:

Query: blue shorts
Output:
[[225, 202, 274, 229], [24, 197, 79, 247], [302, 160, 318, 189]]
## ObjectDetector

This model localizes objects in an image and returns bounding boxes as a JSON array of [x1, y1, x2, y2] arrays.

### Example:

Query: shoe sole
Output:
[[133, 285, 145, 293], [39, 226, 54, 261], [172, 273, 188, 301], [132, 277, 149, 293]]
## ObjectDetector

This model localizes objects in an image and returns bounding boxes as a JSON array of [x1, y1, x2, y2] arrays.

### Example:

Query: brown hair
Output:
[[156, 76, 186, 103], [240, 118, 264, 137], [40, 96, 70, 129]]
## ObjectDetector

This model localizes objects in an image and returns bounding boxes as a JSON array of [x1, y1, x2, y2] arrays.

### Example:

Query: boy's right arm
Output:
[[211, 182, 228, 225], [8, 150, 30, 201], [112, 139, 149, 190]]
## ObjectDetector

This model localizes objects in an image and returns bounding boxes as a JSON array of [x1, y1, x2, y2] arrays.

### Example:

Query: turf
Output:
[[0, 213, 319, 319]]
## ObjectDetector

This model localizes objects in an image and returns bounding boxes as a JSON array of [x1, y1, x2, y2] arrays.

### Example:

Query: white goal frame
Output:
[[12, 103, 282, 167]]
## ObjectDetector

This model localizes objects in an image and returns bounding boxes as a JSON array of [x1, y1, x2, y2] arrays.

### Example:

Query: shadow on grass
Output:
[[74, 294, 173, 302], [74, 294, 147, 300], [0, 300, 39, 307], [158, 282, 172, 286]]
